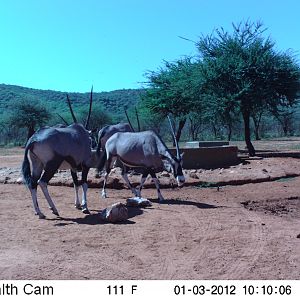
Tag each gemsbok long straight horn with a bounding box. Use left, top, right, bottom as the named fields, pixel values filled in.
left=124, top=109, right=135, bottom=132
left=66, top=94, right=77, bottom=123
left=167, top=115, right=180, bottom=160
left=57, top=113, right=69, bottom=126
left=135, top=106, right=141, bottom=132
left=85, top=86, right=93, bottom=130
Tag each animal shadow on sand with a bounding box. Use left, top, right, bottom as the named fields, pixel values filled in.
left=150, top=198, right=219, bottom=209
left=51, top=206, right=145, bottom=226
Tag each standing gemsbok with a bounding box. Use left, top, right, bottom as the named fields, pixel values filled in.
left=97, top=116, right=185, bottom=202
left=97, top=123, right=133, bottom=151
left=22, top=89, right=95, bottom=218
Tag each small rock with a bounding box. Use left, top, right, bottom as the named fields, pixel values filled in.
left=189, top=172, right=198, bottom=179
left=100, top=202, right=128, bottom=223
left=297, top=234, right=300, bottom=239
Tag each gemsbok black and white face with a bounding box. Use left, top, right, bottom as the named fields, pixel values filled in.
left=173, top=155, right=185, bottom=187
left=162, top=153, right=185, bottom=187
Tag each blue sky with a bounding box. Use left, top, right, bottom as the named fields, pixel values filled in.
left=0, top=0, right=299, bottom=92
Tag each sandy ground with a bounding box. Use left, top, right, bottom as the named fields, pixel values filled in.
left=0, top=151, right=300, bottom=280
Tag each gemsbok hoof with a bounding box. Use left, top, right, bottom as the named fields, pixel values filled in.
left=38, top=213, right=46, bottom=219
left=75, top=204, right=81, bottom=210
left=50, top=207, right=59, bottom=216
left=82, top=208, right=90, bottom=214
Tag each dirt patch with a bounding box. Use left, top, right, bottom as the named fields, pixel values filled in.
left=0, top=151, right=300, bottom=280
left=2, top=155, right=300, bottom=189
left=241, top=196, right=300, bottom=218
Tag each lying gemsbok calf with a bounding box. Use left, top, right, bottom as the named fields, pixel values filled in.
left=22, top=90, right=95, bottom=219
left=97, top=117, right=185, bottom=202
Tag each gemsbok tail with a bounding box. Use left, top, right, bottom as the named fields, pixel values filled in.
left=96, top=149, right=107, bottom=174
left=21, top=142, right=34, bottom=189
left=96, top=126, right=108, bottom=154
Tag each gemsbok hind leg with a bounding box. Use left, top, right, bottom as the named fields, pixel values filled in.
left=149, top=170, right=164, bottom=202
left=121, top=166, right=138, bottom=197
left=28, top=152, right=45, bottom=219
left=38, top=159, right=63, bottom=216
left=135, top=169, right=149, bottom=198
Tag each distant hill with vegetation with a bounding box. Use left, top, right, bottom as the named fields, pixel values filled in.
left=0, top=83, right=144, bottom=122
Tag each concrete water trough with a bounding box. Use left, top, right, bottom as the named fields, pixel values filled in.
left=88, top=142, right=239, bottom=171
left=170, top=141, right=239, bottom=169
left=185, top=141, right=229, bottom=148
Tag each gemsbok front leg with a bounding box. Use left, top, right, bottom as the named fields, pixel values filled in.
left=71, top=170, right=81, bottom=209
left=101, top=157, right=112, bottom=198
left=80, top=165, right=90, bottom=214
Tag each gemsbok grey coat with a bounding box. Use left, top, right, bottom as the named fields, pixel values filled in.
left=98, top=130, right=185, bottom=201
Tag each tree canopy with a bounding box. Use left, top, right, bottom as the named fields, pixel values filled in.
left=141, top=58, right=203, bottom=141
left=8, top=98, right=51, bottom=140
left=140, top=20, right=300, bottom=155
left=197, top=21, right=300, bottom=155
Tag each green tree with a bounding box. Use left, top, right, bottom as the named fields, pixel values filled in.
left=141, top=58, right=200, bottom=142
left=197, top=21, right=300, bottom=155
left=8, top=98, right=51, bottom=141
left=272, top=106, right=295, bottom=136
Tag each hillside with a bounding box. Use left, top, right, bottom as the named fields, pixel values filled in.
left=0, top=83, right=144, bottom=121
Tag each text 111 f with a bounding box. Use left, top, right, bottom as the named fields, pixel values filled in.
left=107, top=285, right=138, bottom=295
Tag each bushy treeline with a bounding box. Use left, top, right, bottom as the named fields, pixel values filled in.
left=0, top=84, right=144, bottom=146
left=139, top=21, right=300, bottom=155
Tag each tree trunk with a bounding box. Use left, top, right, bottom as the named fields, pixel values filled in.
left=212, top=124, right=218, bottom=139
left=242, top=110, right=256, bottom=156
left=252, top=113, right=262, bottom=140
left=282, top=121, right=288, bottom=136
left=188, top=117, right=195, bottom=141
left=227, top=124, right=232, bottom=141
left=254, top=127, right=261, bottom=140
